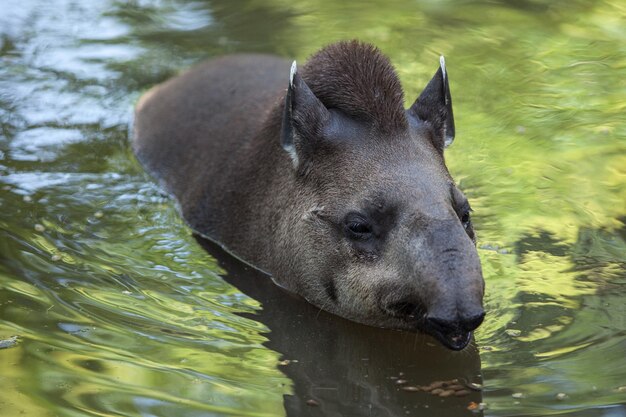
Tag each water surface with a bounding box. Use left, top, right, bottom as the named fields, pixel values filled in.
left=1, top=1, right=625, bottom=416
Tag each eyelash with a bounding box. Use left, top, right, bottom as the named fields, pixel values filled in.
left=344, top=214, right=374, bottom=240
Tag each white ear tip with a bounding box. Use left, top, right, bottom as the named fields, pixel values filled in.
left=439, top=55, right=447, bottom=79
left=290, top=60, right=297, bottom=86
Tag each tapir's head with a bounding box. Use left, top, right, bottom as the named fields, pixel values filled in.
left=276, top=41, right=484, bottom=350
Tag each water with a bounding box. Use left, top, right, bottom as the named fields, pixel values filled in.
left=1, top=0, right=625, bottom=416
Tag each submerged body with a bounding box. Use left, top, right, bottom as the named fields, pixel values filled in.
left=133, top=41, right=485, bottom=350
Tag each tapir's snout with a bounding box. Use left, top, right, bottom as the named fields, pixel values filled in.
left=383, top=295, right=484, bottom=351
left=381, top=274, right=484, bottom=350
left=382, top=218, right=485, bottom=350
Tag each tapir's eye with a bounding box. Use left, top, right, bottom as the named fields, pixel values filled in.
left=461, top=210, right=471, bottom=228
left=344, top=213, right=373, bottom=240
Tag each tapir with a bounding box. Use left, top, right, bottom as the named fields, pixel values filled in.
left=132, top=40, right=485, bottom=350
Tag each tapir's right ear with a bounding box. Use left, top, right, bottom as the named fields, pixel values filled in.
left=280, top=61, right=330, bottom=168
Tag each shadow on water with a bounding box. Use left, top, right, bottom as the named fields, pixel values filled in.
left=196, top=237, right=484, bottom=417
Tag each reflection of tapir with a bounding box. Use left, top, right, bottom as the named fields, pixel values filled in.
left=133, top=40, right=485, bottom=350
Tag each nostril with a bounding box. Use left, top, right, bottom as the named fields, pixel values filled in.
left=386, top=301, right=421, bottom=318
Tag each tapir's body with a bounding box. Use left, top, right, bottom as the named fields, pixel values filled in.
left=133, top=41, right=485, bottom=350
left=134, top=54, right=288, bottom=260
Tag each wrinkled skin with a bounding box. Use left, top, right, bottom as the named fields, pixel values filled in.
left=133, top=41, right=485, bottom=350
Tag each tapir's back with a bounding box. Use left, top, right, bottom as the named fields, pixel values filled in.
left=132, top=54, right=289, bottom=217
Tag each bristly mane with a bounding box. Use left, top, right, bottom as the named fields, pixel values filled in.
left=302, top=40, right=407, bottom=134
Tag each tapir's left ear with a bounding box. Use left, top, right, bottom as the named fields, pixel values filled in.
left=408, top=56, right=455, bottom=151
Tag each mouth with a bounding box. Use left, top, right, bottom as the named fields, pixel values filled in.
left=427, top=328, right=473, bottom=351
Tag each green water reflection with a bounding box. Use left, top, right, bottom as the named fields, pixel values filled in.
left=1, top=0, right=625, bottom=416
